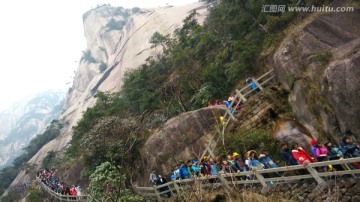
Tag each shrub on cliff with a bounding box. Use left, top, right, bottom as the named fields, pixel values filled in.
left=99, top=61, right=107, bottom=72
left=106, top=19, right=126, bottom=31
left=80, top=50, right=97, bottom=63
left=42, top=151, right=56, bottom=168
left=112, top=6, right=131, bottom=18
left=132, top=7, right=141, bottom=14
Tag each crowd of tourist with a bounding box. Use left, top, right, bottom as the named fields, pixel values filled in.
left=37, top=168, right=82, bottom=198
left=208, top=95, right=242, bottom=112
left=150, top=136, right=360, bottom=193
left=207, top=76, right=262, bottom=116
left=207, top=76, right=259, bottom=110
left=151, top=75, right=360, bottom=198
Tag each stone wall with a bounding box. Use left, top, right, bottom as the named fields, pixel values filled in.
left=229, top=91, right=275, bottom=133
left=267, top=176, right=360, bottom=202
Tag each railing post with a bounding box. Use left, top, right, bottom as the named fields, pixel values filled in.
left=173, top=180, right=180, bottom=196
left=205, top=144, right=216, bottom=159
left=235, top=89, right=247, bottom=103
left=251, top=78, right=264, bottom=91
left=225, top=109, right=236, bottom=121
left=153, top=185, right=162, bottom=201
left=303, top=161, right=327, bottom=194
left=303, top=162, right=325, bottom=185
left=254, top=171, right=269, bottom=194
left=218, top=174, right=232, bottom=191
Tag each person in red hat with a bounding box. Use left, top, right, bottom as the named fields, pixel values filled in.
left=310, top=139, right=318, bottom=158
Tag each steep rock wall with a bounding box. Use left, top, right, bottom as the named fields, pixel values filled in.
left=138, top=106, right=224, bottom=186
left=273, top=9, right=360, bottom=142
left=10, top=2, right=207, bottom=187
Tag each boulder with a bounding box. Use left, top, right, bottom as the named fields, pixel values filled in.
left=138, top=106, right=225, bottom=186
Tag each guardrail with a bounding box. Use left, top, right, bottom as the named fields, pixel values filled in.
left=223, top=69, right=275, bottom=123
left=201, top=69, right=275, bottom=161
left=36, top=177, right=91, bottom=202
left=135, top=157, right=360, bottom=201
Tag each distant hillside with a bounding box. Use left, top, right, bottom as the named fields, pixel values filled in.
left=0, top=90, right=64, bottom=169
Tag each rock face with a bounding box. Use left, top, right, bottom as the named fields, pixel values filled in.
left=322, top=52, right=360, bottom=140
left=9, top=2, right=207, bottom=186
left=273, top=10, right=360, bottom=141
left=60, top=2, right=207, bottom=153
left=139, top=106, right=224, bottom=186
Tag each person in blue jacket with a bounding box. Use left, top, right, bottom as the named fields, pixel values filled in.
left=179, top=162, right=190, bottom=179
left=246, top=77, right=258, bottom=91
left=258, top=148, right=278, bottom=169
left=244, top=150, right=264, bottom=170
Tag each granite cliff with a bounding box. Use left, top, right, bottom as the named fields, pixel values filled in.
left=9, top=2, right=207, bottom=187
left=272, top=9, right=360, bottom=142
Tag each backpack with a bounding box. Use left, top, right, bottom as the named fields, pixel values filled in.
left=170, top=172, right=176, bottom=181
left=191, top=165, right=199, bottom=172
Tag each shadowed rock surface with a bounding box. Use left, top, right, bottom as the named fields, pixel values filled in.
left=273, top=10, right=360, bottom=141
left=138, top=106, right=225, bottom=186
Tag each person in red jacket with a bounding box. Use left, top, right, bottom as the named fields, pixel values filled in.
left=69, top=185, right=77, bottom=196
left=291, top=143, right=316, bottom=165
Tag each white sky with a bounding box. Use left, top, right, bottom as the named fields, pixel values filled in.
left=0, top=0, right=198, bottom=110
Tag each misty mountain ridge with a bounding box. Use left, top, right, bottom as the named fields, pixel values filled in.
left=0, top=89, right=65, bottom=168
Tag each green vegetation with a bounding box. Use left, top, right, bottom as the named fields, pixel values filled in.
left=132, top=7, right=141, bottom=14
left=112, top=7, right=130, bottom=18
left=310, top=50, right=333, bottom=66
left=0, top=120, right=63, bottom=196
left=149, top=31, right=171, bottom=50
left=284, top=73, right=296, bottom=89
left=27, top=187, right=43, bottom=202
left=89, top=162, right=142, bottom=202
left=64, top=0, right=306, bottom=199
left=1, top=189, right=28, bottom=202
left=99, top=61, right=107, bottom=72
left=106, top=19, right=126, bottom=31
left=41, top=151, right=56, bottom=168
left=80, top=50, right=97, bottom=63
left=301, top=49, right=334, bottom=136
left=224, top=128, right=281, bottom=161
